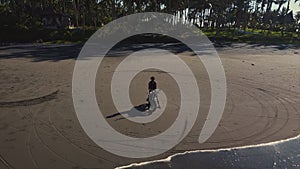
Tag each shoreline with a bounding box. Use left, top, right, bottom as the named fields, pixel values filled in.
left=117, top=133, right=300, bottom=169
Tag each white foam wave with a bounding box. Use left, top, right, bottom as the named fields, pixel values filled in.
left=116, top=134, right=300, bottom=169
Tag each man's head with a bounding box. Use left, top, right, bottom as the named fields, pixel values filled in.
left=150, top=76, right=155, bottom=81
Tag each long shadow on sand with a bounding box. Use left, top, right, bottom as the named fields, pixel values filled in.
left=106, top=103, right=155, bottom=121
left=1, top=42, right=299, bottom=62
left=0, top=43, right=196, bottom=62
left=0, top=44, right=83, bottom=62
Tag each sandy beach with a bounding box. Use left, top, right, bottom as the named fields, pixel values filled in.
left=0, top=43, right=299, bottom=169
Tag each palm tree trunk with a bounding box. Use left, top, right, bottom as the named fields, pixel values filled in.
left=73, top=0, right=79, bottom=27
left=111, top=0, right=116, bottom=20
left=287, top=0, right=291, bottom=13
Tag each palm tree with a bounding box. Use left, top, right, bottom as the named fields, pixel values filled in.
left=275, top=0, right=288, bottom=13
left=295, top=11, right=300, bottom=37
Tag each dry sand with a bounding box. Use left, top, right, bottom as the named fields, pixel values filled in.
left=0, top=43, right=299, bottom=169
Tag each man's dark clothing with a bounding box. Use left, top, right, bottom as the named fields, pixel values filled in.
left=148, top=80, right=157, bottom=93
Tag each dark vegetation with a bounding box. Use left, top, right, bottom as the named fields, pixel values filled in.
left=0, top=0, right=300, bottom=44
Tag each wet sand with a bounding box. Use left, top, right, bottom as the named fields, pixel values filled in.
left=117, top=135, right=300, bottom=169
left=0, top=43, right=299, bottom=169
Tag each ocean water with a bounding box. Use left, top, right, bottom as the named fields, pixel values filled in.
left=117, top=135, right=300, bottom=169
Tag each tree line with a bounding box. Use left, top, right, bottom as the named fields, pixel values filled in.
left=1, top=0, right=300, bottom=41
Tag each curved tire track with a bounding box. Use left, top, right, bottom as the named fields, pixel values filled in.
left=0, top=90, right=59, bottom=108
left=217, top=80, right=300, bottom=144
